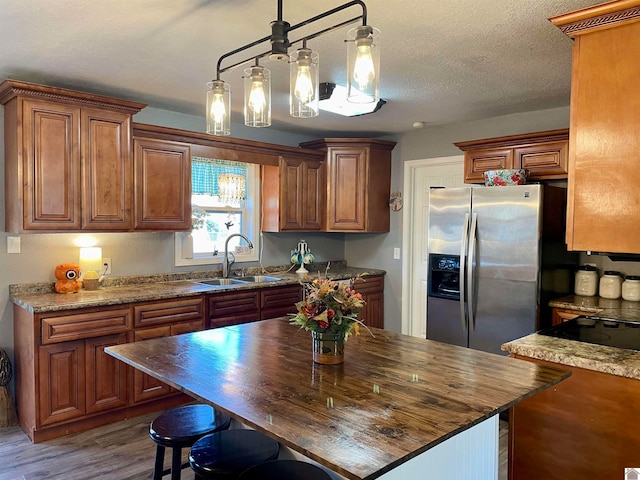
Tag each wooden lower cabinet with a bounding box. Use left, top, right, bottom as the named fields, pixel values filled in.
left=85, top=333, right=129, bottom=414
left=14, top=298, right=204, bottom=443
left=510, top=355, right=640, bottom=480
left=208, top=290, right=260, bottom=328
left=354, top=275, right=385, bottom=329
left=551, top=307, right=583, bottom=326
left=38, top=340, right=85, bottom=426
left=260, top=285, right=303, bottom=320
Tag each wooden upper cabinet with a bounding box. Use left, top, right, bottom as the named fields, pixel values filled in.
left=81, top=108, right=132, bottom=230
left=261, top=154, right=325, bottom=232
left=0, top=80, right=145, bottom=233
left=550, top=1, right=640, bottom=254
left=454, top=129, right=569, bottom=184
left=13, top=98, right=82, bottom=231
left=300, top=138, right=396, bottom=232
left=133, top=137, right=191, bottom=231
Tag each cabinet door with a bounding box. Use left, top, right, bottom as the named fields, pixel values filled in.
left=82, top=108, right=132, bottom=230
left=38, top=341, right=85, bottom=426
left=301, top=160, right=325, bottom=230
left=261, top=157, right=325, bottom=232
left=354, top=275, right=385, bottom=329
left=22, top=99, right=81, bottom=230
left=86, top=333, right=129, bottom=414
left=463, top=148, right=514, bottom=184
left=515, top=140, right=568, bottom=180
left=132, top=326, right=172, bottom=403
left=133, top=138, right=191, bottom=231
left=566, top=21, right=640, bottom=253
left=327, top=147, right=367, bottom=231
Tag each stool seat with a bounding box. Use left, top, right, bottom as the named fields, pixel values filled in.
left=189, top=429, right=280, bottom=479
left=238, top=459, right=331, bottom=480
left=150, top=404, right=231, bottom=480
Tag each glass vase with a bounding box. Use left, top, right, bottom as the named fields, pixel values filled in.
left=312, top=331, right=345, bottom=365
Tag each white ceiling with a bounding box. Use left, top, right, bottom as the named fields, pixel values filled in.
left=0, top=0, right=600, bottom=137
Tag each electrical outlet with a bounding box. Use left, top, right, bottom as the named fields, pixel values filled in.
left=393, top=247, right=401, bottom=260
left=103, top=258, right=112, bottom=275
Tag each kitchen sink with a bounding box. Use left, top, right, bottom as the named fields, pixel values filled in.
left=235, top=275, right=281, bottom=283
left=198, top=278, right=248, bottom=286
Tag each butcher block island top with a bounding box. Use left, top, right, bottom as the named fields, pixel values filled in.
left=106, top=318, right=569, bottom=480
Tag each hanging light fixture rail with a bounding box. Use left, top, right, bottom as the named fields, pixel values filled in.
left=206, top=0, right=380, bottom=136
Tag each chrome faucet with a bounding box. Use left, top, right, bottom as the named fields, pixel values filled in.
left=223, top=233, right=253, bottom=277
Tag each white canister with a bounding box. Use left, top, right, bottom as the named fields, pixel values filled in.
left=574, top=265, right=598, bottom=297
left=622, top=275, right=640, bottom=301
left=599, top=270, right=622, bottom=299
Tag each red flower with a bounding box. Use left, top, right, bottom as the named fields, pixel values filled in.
left=327, top=309, right=335, bottom=319
left=317, top=320, right=329, bottom=329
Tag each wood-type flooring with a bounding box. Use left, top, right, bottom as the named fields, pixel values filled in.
left=0, top=412, right=508, bottom=479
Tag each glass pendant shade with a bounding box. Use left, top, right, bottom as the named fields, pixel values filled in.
left=206, top=80, right=231, bottom=136
left=290, top=47, right=319, bottom=118
left=346, top=25, right=380, bottom=104
left=244, top=65, right=271, bottom=127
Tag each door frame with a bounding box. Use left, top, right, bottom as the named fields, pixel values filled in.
left=401, top=155, right=464, bottom=336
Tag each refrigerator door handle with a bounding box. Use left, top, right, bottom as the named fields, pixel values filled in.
left=459, top=213, right=470, bottom=333
left=467, top=212, right=478, bottom=332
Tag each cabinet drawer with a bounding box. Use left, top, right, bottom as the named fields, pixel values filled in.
left=260, top=285, right=302, bottom=309
left=134, top=297, right=205, bottom=328
left=353, top=275, right=384, bottom=294
left=208, top=291, right=260, bottom=320
left=41, top=307, right=131, bottom=345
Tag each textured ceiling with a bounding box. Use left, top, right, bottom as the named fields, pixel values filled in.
left=0, top=0, right=600, bottom=137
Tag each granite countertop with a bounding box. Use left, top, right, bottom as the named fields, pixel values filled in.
left=10, top=262, right=385, bottom=314
left=549, top=294, right=640, bottom=322
left=502, top=333, right=640, bottom=381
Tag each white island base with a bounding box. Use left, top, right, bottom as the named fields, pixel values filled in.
left=278, top=415, right=499, bottom=480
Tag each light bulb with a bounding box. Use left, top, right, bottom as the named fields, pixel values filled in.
left=248, top=67, right=267, bottom=115
left=353, top=38, right=375, bottom=90
left=210, top=92, right=226, bottom=127
left=294, top=65, right=314, bottom=104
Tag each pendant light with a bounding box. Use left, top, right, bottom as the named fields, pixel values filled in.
left=290, top=43, right=319, bottom=118
left=207, top=0, right=380, bottom=136
left=346, top=25, right=380, bottom=104
left=206, top=80, right=231, bottom=136
left=244, top=61, right=271, bottom=127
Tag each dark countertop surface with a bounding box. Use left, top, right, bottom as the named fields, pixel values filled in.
left=107, top=317, right=569, bottom=480
left=502, top=295, right=640, bottom=379
left=11, top=263, right=385, bottom=314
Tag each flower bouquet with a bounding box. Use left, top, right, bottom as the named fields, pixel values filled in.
left=290, top=275, right=370, bottom=364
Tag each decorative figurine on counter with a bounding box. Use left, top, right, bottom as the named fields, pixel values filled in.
left=290, top=239, right=314, bottom=274
left=54, top=263, right=82, bottom=294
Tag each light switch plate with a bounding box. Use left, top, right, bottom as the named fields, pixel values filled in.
left=393, top=247, right=401, bottom=259
left=7, top=236, right=20, bottom=254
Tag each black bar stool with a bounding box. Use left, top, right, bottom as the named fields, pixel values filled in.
left=149, top=404, right=231, bottom=480
left=189, top=429, right=280, bottom=479
left=238, top=459, right=332, bottom=480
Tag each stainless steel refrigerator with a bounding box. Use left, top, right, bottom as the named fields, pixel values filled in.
left=427, top=184, right=561, bottom=355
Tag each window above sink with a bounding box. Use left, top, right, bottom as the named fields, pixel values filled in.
left=175, top=157, right=260, bottom=267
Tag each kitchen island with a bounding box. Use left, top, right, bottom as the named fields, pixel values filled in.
left=106, top=317, right=569, bottom=480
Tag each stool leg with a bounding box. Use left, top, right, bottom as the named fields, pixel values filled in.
left=171, top=447, right=182, bottom=480
left=153, top=445, right=165, bottom=480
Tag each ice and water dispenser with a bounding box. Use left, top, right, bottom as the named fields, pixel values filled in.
left=428, top=254, right=461, bottom=300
